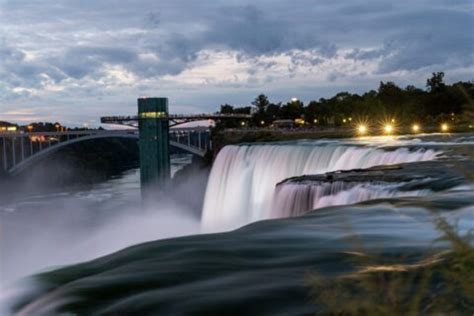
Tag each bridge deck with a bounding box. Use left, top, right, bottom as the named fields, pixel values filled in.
left=101, top=113, right=251, bottom=126
left=1, top=128, right=210, bottom=174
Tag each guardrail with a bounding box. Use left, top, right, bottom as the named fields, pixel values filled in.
left=100, top=113, right=252, bottom=124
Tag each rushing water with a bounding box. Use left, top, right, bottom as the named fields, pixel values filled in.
left=270, top=181, right=429, bottom=218
left=202, top=141, right=439, bottom=231
left=2, top=134, right=474, bottom=315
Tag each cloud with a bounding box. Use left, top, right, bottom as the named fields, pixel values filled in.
left=376, top=9, right=474, bottom=73
left=0, top=0, right=473, bottom=124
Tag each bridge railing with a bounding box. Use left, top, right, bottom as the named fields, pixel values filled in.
left=100, top=113, right=252, bottom=125
left=0, top=130, right=138, bottom=138
left=1, top=128, right=211, bottom=174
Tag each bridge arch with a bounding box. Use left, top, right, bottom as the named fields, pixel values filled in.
left=9, top=132, right=205, bottom=175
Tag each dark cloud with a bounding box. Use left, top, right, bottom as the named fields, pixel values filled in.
left=54, top=46, right=138, bottom=79
left=377, top=9, right=474, bottom=73
left=3, top=1, right=472, bottom=80
left=0, top=42, right=66, bottom=89
left=1, top=0, right=473, bottom=123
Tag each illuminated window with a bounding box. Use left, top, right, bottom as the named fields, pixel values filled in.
left=139, top=112, right=167, bottom=119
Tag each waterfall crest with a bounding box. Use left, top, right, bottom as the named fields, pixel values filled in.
left=270, top=181, right=428, bottom=219
left=202, top=143, right=439, bottom=231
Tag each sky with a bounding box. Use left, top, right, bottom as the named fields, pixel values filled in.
left=0, top=0, right=473, bottom=126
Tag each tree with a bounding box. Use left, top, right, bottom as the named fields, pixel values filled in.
left=215, top=74, right=472, bottom=129
left=279, top=99, right=304, bottom=120
left=220, top=104, right=234, bottom=114
left=252, top=94, right=270, bottom=113
left=427, top=72, right=446, bottom=93
left=265, top=103, right=281, bottom=120
left=378, top=82, right=403, bottom=105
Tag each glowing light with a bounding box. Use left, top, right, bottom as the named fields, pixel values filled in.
left=412, top=124, right=420, bottom=132
left=260, top=120, right=265, bottom=125
left=342, top=118, right=347, bottom=123
left=357, top=124, right=367, bottom=135
left=441, top=123, right=449, bottom=132
left=241, top=121, right=246, bottom=126
left=7, top=126, right=17, bottom=132
left=291, top=97, right=299, bottom=102
left=384, top=124, right=394, bottom=134
left=313, top=119, right=318, bottom=123
left=30, top=135, right=46, bottom=142
left=294, top=118, right=305, bottom=125
left=139, top=112, right=167, bottom=119
left=348, top=117, right=352, bottom=121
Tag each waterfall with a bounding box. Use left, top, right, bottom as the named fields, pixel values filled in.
left=201, top=143, right=439, bottom=231
left=270, top=181, right=428, bottom=219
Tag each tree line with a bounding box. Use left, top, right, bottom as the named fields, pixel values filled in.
left=218, top=72, right=474, bottom=128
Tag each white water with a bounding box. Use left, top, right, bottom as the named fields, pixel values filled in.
left=202, top=143, right=439, bottom=231
left=270, top=181, right=429, bottom=218
left=0, top=155, right=200, bottom=286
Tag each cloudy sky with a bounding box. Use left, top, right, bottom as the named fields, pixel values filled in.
left=1, top=0, right=473, bottom=126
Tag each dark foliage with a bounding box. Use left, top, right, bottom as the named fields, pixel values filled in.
left=217, top=73, right=474, bottom=128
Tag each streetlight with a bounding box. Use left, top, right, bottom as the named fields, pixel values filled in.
left=384, top=124, right=394, bottom=134
left=412, top=124, right=420, bottom=133
left=357, top=124, right=368, bottom=135
left=441, top=123, right=449, bottom=132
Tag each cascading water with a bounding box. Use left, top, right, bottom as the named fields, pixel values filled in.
left=202, top=143, right=440, bottom=231
left=270, top=181, right=429, bottom=219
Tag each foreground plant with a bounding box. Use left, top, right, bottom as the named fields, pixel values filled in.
left=309, top=217, right=474, bottom=315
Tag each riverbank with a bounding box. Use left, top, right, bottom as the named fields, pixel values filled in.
left=210, top=126, right=474, bottom=157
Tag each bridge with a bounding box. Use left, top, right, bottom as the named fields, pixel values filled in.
left=0, top=127, right=210, bottom=175
left=1, top=97, right=251, bottom=194
left=101, top=113, right=251, bottom=127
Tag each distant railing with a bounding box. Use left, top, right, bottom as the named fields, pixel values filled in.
left=100, top=113, right=252, bottom=126
left=1, top=128, right=211, bottom=174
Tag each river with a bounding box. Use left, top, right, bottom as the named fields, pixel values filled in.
left=0, top=155, right=198, bottom=285
left=2, top=134, right=474, bottom=315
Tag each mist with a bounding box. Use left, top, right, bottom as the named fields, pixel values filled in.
left=0, top=155, right=209, bottom=288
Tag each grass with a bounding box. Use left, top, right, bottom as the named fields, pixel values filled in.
left=309, top=215, right=474, bottom=315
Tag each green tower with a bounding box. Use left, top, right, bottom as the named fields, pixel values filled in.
left=137, top=97, right=171, bottom=195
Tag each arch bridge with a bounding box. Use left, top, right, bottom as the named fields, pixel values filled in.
left=2, top=97, right=252, bottom=192
left=0, top=127, right=210, bottom=175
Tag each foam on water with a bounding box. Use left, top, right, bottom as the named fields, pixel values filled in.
left=202, top=143, right=439, bottom=231
left=270, top=181, right=429, bottom=218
